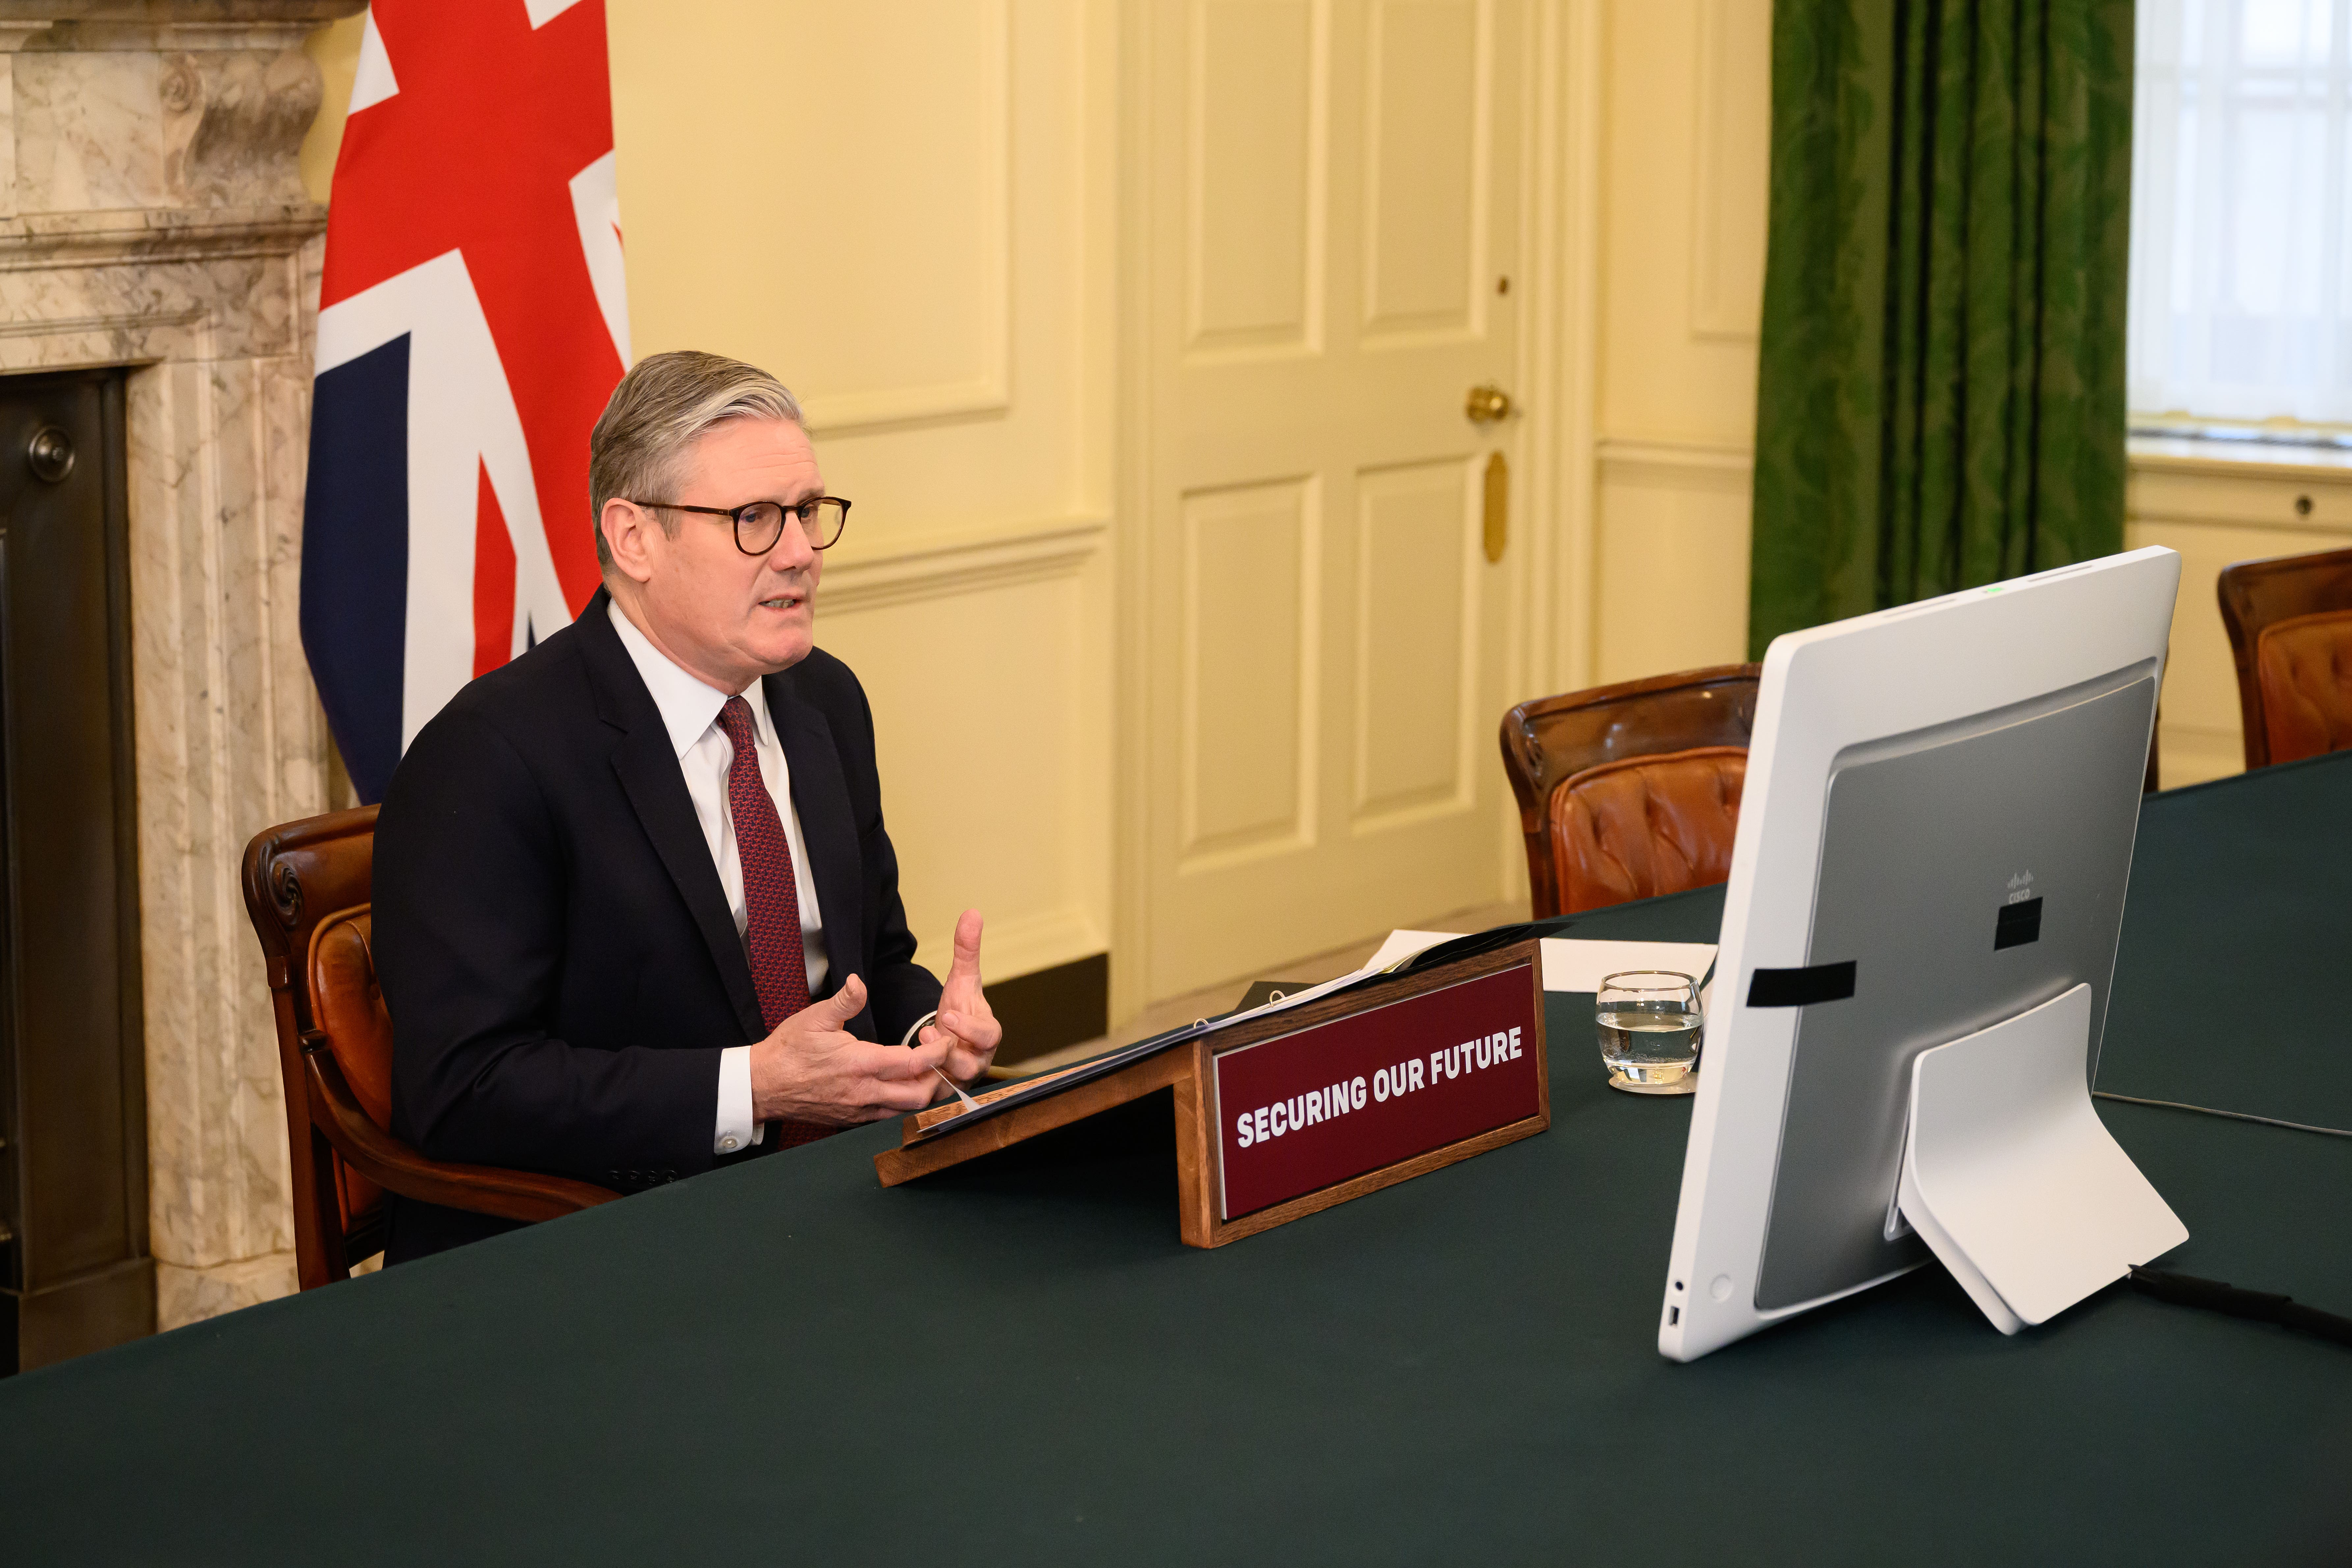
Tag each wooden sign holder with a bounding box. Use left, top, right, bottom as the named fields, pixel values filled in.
left=875, top=941, right=1549, bottom=1248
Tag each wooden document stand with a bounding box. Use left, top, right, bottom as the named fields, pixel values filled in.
left=876, top=942, right=1550, bottom=1247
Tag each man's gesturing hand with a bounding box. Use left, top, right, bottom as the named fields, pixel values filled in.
left=922, top=908, right=1003, bottom=1093
left=747, top=974, right=950, bottom=1126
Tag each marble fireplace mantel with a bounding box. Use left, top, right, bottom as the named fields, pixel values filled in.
left=2, top=0, right=365, bottom=1326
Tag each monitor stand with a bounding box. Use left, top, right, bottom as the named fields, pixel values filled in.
left=1894, top=983, right=2188, bottom=1334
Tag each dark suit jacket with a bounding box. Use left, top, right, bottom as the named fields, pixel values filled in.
left=373, top=586, right=941, bottom=1263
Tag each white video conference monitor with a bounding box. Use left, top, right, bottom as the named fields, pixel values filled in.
left=1660, top=547, right=2190, bottom=1362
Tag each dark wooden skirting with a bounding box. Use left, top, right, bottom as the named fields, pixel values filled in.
left=988, top=951, right=1109, bottom=1065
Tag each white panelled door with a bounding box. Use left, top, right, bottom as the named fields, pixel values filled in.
left=1143, top=0, right=1529, bottom=1001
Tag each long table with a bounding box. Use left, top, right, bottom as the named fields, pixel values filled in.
left=5, top=754, right=2349, bottom=1564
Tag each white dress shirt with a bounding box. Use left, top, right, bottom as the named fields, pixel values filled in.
left=608, top=601, right=828, bottom=1155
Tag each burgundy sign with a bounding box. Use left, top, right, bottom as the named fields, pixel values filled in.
left=1214, top=963, right=1542, bottom=1220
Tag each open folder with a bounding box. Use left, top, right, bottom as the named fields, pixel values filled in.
left=912, top=924, right=1717, bottom=1144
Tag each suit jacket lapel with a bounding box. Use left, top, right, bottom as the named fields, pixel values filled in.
left=579, top=589, right=767, bottom=1041
left=764, top=671, right=865, bottom=1014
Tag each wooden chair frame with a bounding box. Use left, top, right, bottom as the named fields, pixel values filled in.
left=241, top=806, right=616, bottom=1289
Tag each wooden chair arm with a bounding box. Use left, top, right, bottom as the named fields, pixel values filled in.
left=302, top=1048, right=620, bottom=1224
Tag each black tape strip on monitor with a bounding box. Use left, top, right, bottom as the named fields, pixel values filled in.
left=1744, top=960, right=1857, bottom=1008
left=1994, top=896, right=2044, bottom=950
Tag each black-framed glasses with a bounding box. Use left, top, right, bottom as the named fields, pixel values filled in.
left=626, top=495, right=850, bottom=555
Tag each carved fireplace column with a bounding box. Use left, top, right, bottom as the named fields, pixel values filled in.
left=0, top=1, right=364, bottom=1328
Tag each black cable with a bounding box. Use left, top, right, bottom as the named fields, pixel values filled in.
left=2091, top=1096, right=2352, bottom=1348
left=2092, top=1089, right=2352, bottom=1139
left=2127, top=1265, right=2352, bottom=1349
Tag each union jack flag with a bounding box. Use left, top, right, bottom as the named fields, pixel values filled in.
left=302, top=0, right=629, bottom=801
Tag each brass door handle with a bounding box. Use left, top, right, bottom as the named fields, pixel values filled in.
left=1465, top=384, right=1514, bottom=424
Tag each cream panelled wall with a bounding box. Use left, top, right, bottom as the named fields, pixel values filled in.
left=1585, top=0, right=1769, bottom=683
left=300, top=0, right=1771, bottom=1012
left=290, top=0, right=2307, bottom=1029
left=301, top=4, right=1114, bottom=990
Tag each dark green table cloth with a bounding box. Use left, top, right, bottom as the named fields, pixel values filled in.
left=4, top=755, right=2348, bottom=1564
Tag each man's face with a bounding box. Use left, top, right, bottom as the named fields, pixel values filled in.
left=629, top=417, right=824, bottom=692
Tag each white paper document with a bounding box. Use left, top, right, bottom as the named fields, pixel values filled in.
left=1366, top=930, right=1717, bottom=994
left=1538, top=938, right=1717, bottom=993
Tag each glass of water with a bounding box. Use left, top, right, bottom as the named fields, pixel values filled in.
left=1596, top=970, right=1703, bottom=1095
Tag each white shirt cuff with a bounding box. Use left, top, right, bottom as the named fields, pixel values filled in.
left=714, top=1045, right=764, bottom=1154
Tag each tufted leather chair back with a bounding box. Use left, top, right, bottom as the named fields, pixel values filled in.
left=1549, top=747, right=1746, bottom=913
left=2219, top=545, right=2352, bottom=770
left=309, top=908, right=394, bottom=1235
left=2254, top=610, right=2352, bottom=765
left=1500, top=666, right=1759, bottom=917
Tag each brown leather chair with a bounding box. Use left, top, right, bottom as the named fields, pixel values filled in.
left=1499, top=664, right=1760, bottom=917
left=241, top=806, right=616, bottom=1289
left=2217, top=545, right=2352, bottom=770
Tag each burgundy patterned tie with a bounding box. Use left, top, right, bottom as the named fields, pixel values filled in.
left=716, top=696, right=829, bottom=1148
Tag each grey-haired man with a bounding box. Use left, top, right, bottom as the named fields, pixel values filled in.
left=372, top=350, right=999, bottom=1264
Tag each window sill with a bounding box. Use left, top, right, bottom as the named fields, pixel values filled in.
left=2127, top=433, right=2352, bottom=481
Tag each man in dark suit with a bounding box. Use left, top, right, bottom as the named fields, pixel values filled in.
left=373, top=350, right=1000, bottom=1263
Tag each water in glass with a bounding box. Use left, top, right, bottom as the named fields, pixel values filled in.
left=1595, top=970, right=1703, bottom=1090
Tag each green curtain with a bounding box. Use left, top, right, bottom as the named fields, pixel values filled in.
left=1747, top=0, right=2136, bottom=657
